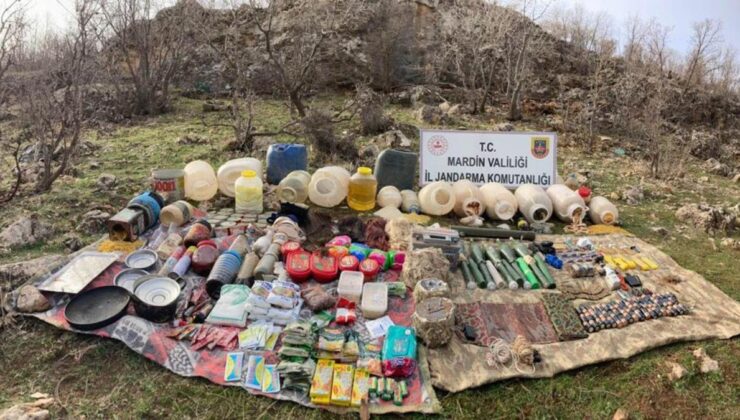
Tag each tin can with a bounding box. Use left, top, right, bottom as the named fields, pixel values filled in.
left=152, top=169, right=185, bottom=203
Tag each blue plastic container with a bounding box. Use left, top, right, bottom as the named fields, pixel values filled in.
left=266, top=144, right=308, bottom=185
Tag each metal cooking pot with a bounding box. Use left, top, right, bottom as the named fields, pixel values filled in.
left=132, top=275, right=183, bottom=323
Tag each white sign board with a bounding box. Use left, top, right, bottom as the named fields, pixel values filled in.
left=419, top=129, right=557, bottom=188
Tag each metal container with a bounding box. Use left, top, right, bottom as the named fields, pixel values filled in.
left=132, top=275, right=182, bottom=323
left=152, top=169, right=185, bottom=203
left=114, top=268, right=149, bottom=293
left=125, top=249, right=159, bottom=271
left=107, top=207, right=147, bottom=241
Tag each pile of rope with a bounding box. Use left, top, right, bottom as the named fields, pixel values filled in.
left=485, top=335, right=536, bottom=374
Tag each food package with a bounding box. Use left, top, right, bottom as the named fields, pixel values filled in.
left=310, top=359, right=335, bottom=405
left=330, top=363, right=355, bottom=406
left=350, top=368, right=370, bottom=407
left=266, top=280, right=300, bottom=309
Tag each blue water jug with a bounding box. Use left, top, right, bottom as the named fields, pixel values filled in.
left=266, top=144, right=308, bottom=185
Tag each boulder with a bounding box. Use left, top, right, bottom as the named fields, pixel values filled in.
left=15, top=285, right=51, bottom=313
left=675, top=203, right=737, bottom=234
left=177, top=134, right=208, bottom=145
left=622, top=186, right=644, bottom=205
left=96, top=173, right=117, bottom=190
left=414, top=105, right=449, bottom=124
left=692, top=348, right=720, bottom=374
left=0, top=215, right=53, bottom=250
left=63, top=234, right=84, bottom=252
left=358, top=144, right=380, bottom=166
left=493, top=122, right=515, bottom=132
left=665, top=361, right=687, bottom=381
left=370, top=130, right=412, bottom=149
left=409, top=85, right=444, bottom=107
left=76, top=210, right=111, bottom=235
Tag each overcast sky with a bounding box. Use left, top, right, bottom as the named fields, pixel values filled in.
left=25, top=0, right=740, bottom=54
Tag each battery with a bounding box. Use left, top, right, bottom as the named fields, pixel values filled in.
left=369, top=376, right=378, bottom=397
left=399, top=380, right=408, bottom=397
left=393, top=382, right=403, bottom=406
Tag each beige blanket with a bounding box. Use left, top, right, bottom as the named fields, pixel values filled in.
left=427, top=234, right=740, bottom=392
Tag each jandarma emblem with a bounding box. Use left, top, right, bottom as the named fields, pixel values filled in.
left=530, top=136, right=549, bottom=159
left=427, top=135, right=448, bottom=156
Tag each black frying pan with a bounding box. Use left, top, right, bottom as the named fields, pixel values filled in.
left=64, top=286, right=131, bottom=331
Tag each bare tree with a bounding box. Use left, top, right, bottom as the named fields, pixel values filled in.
left=194, top=1, right=296, bottom=151
left=97, top=0, right=194, bottom=115
left=504, top=0, right=551, bottom=121
left=435, top=0, right=511, bottom=114
left=644, top=20, right=672, bottom=75
left=253, top=0, right=358, bottom=118
left=22, top=0, right=95, bottom=192
left=684, top=19, right=723, bottom=87
left=622, top=13, right=646, bottom=66
left=0, top=0, right=26, bottom=204
left=365, top=0, right=418, bottom=92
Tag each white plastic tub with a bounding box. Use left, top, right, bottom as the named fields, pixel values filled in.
left=337, top=271, right=364, bottom=303
left=361, top=282, right=388, bottom=319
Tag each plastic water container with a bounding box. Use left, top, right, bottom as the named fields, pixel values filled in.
left=361, top=282, right=388, bottom=319
left=452, top=180, right=486, bottom=217
left=337, top=271, right=364, bottom=303
left=400, top=190, right=421, bottom=213
left=479, top=183, right=518, bottom=221
left=546, top=184, right=587, bottom=223
left=514, top=184, right=553, bottom=224
left=377, top=185, right=402, bottom=208
left=184, top=160, right=218, bottom=201
left=589, top=196, right=619, bottom=225
left=277, top=170, right=311, bottom=203
left=217, top=158, right=262, bottom=197
left=235, top=170, right=263, bottom=213
left=374, top=149, right=417, bottom=190
left=308, top=166, right=351, bottom=208
left=419, top=182, right=455, bottom=216
left=348, top=167, right=378, bottom=211
left=266, top=144, right=308, bottom=185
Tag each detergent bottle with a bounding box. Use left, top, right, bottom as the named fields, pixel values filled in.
left=234, top=170, right=263, bottom=213
left=546, top=184, right=587, bottom=223
left=479, top=183, right=518, bottom=221
left=514, top=184, right=553, bottom=224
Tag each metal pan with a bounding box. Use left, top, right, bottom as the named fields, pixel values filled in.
left=64, top=286, right=131, bottom=331
left=132, top=275, right=183, bottom=323
left=114, top=268, right=149, bottom=293
left=125, top=249, right=158, bottom=271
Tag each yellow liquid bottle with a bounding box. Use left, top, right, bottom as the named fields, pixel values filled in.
left=347, top=167, right=377, bottom=211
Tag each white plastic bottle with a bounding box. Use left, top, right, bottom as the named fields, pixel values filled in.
left=479, top=183, right=518, bottom=220
left=277, top=170, right=311, bottom=203
left=418, top=182, right=455, bottom=216
left=546, top=184, right=587, bottom=223
left=589, top=196, right=619, bottom=225
left=400, top=190, right=421, bottom=213
left=308, top=166, right=351, bottom=208
left=235, top=170, right=263, bottom=213
left=377, top=185, right=402, bottom=208
left=514, top=184, right=553, bottom=224
left=452, top=180, right=486, bottom=217
left=217, top=158, right=262, bottom=197
left=183, top=160, right=218, bottom=201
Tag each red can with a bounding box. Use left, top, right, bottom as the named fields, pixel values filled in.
left=281, top=241, right=303, bottom=257
left=338, top=255, right=359, bottom=272
left=285, top=250, right=311, bottom=283
left=359, top=259, right=380, bottom=282
left=191, top=240, right=218, bottom=276
left=310, top=251, right=339, bottom=283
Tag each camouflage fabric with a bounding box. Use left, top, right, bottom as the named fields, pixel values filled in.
left=428, top=234, right=740, bottom=393
left=454, top=301, right=558, bottom=346
left=539, top=292, right=588, bottom=341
